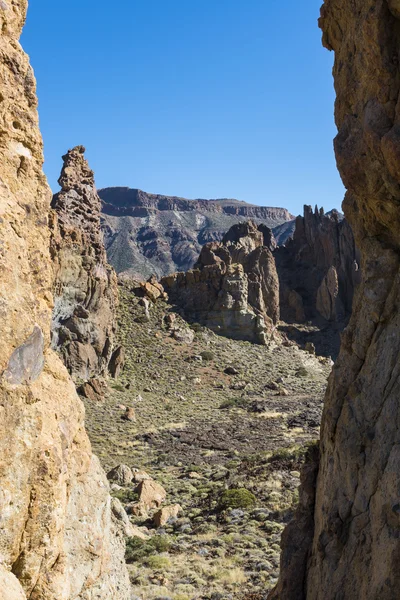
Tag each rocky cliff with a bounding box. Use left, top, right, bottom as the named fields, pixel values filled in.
left=50, top=146, right=120, bottom=382
left=162, top=221, right=279, bottom=344
left=99, top=186, right=293, bottom=279
left=275, top=205, right=360, bottom=323
left=271, top=2, right=400, bottom=598
left=0, top=3, right=129, bottom=598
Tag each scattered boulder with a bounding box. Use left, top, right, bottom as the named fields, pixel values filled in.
left=171, top=327, right=195, bottom=344
left=123, top=407, right=136, bottom=422
left=109, top=345, right=125, bottom=378
left=133, top=470, right=152, bottom=483
left=153, top=504, right=183, bottom=528
left=140, top=276, right=168, bottom=302
left=111, top=497, right=148, bottom=539
left=136, top=479, right=167, bottom=509
left=78, top=378, right=107, bottom=402
left=224, top=366, right=240, bottom=375
left=107, top=464, right=134, bottom=486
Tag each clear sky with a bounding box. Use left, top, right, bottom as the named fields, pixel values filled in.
left=21, top=0, right=345, bottom=215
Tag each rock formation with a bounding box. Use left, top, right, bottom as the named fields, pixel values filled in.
left=50, top=146, right=119, bottom=382
left=162, top=221, right=279, bottom=344
left=270, top=2, right=400, bottom=598
left=275, top=205, right=360, bottom=322
left=99, top=186, right=293, bottom=279
left=0, top=3, right=129, bottom=598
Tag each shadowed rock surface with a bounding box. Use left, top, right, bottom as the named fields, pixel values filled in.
left=275, top=205, right=360, bottom=323
left=99, top=186, right=293, bottom=279
left=270, top=2, right=400, bottom=599
left=0, top=3, right=129, bottom=598
left=162, top=221, right=279, bottom=344
left=50, top=146, right=119, bottom=382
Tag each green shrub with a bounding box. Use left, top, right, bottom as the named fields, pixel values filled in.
left=217, top=488, right=257, bottom=511
left=125, top=535, right=171, bottom=563
left=200, top=351, right=215, bottom=361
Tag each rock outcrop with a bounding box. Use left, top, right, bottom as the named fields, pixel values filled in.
left=0, top=3, right=129, bottom=598
left=99, top=186, right=293, bottom=279
left=271, top=2, right=400, bottom=599
left=275, top=205, right=360, bottom=322
left=162, top=221, right=279, bottom=344
left=50, top=146, right=119, bottom=382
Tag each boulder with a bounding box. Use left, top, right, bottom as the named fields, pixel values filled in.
left=136, top=479, right=167, bottom=509
left=153, top=505, right=183, bottom=528
left=109, top=345, right=125, bottom=378
left=107, top=465, right=134, bottom=486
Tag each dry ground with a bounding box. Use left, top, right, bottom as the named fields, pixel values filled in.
left=82, top=281, right=332, bottom=600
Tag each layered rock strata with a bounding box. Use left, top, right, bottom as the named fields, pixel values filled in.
left=50, top=146, right=119, bottom=382
left=275, top=205, right=360, bottom=322
left=100, top=186, right=293, bottom=279
left=162, top=221, right=279, bottom=344
left=0, top=3, right=129, bottom=598
left=271, top=1, right=400, bottom=598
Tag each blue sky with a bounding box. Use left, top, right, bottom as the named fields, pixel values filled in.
left=21, top=1, right=344, bottom=215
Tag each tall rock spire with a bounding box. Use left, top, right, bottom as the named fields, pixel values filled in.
left=50, top=145, right=120, bottom=382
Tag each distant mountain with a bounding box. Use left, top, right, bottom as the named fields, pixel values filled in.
left=100, top=187, right=294, bottom=279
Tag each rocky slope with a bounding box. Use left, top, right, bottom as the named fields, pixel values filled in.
left=99, top=186, right=293, bottom=279
left=161, top=221, right=280, bottom=344
left=271, top=2, right=400, bottom=599
left=50, top=146, right=120, bottom=382
left=82, top=279, right=331, bottom=599
left=275, top=205, right=360, bottom=323
left=0, top=3, right=129, bottom=598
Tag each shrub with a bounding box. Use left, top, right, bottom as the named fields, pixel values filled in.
left=125, top=534, right=171, bottom=563
left=200, top=351, right=214, bottom=361
left=217, top=488, right=257, bottom=511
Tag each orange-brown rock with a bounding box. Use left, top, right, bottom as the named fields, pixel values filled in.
left=162, top=221, right=279, bottom=344
left=0, top=3, right=129, bottom=598
left=50, top=146, right=119, bottom=382
left=271, top=2, right=400, bottom=599
left=153, top=504, right=183, bottom=528
left=136, top=479, right=167, bottom=509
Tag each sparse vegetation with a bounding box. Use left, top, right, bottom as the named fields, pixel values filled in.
left=82, top=282, right=331, bottom=598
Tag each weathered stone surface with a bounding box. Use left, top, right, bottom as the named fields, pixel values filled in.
left=136, top=479, right=167, bottom=509
left=162, top=221, right=279, bottom=344
left=271, top=2, right=400, bottom=599
left=50, top=146, right=119, bottom=382
left=100, top=186, right=293, bottom=279
left=107, top=464, right=134, bottom=486
left=3, top=325, right=44, bottom=384
left=153, top=504, right=183, bottom=528
left=275, top=205, right=360, bottom=323
left=109, top=345, right=125, bottom=378
left=0, top=4, right=129, bottom=598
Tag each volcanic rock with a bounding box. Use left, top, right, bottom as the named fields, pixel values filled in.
left=50, top=146, right=119, bottom=381
left=0, top=4, right=129, bottom=598
left=275, top=205, right=360, bottom=323
left=271, top=2, right=400, bottom=599
left=162, top=221, right=279, bottom=344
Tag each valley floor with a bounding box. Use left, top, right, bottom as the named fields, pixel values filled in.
left=83, top=282, right=331, bottom=600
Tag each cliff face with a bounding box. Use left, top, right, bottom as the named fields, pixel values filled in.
left=0, top=3, right=129, bottom=598
left=162, top=221, right=279, bottom=344
left=99, top=186, right=293, bottom=279
left=271, top=2, right=400, bottom=599
left=50, top=146, right=119, bottom=382
left=275, top=205, right=360, bottom=322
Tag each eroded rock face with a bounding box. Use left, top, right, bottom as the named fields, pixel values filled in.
left=162, top=221, right=279, bottom=344
left=271, top=2, right=400, bottom=598
left=275, top=205, right=360, bottom=322
left=0, top=3, right=129, bottom=598
left=50, top=146, right=119, bottom=382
